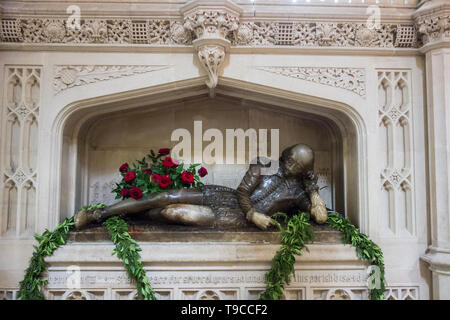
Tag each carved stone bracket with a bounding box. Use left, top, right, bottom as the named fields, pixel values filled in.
left=181, top=0, right=242, bottom=88
left=195, top=41, right=227, bottom=89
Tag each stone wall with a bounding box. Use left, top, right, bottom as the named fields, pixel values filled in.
left=1, top=0, right=449, bottom=299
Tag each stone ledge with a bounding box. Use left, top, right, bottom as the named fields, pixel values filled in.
left=68, top=223, right=344, bottom=244
left=47, top=239, right=360, bottom=266
left=46, top=226, right=358, bottom=267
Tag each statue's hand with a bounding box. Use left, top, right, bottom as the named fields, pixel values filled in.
left=303, top=171, right=319, bottom=194
left=248, top=210, right=274, bottom=230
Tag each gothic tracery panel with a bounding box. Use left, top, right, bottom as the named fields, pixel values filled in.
left=1, top=66, right=41, bottom=237
left=312, top=288, right=368, bottom=300
left=377, top=70, right=415, bottom=237
left=0, top=289, right=18, bottom=300
left=384, top=286, right=419, bottom=300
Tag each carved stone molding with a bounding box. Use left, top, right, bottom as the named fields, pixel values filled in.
left=255, top=66, right=366, bottom=97
left=170, top=21, right=192, bottom=44
left=0, top=17, right=415, bottom=49
left=53, top=65, right=170, bottom=94
left=183, top=9, right=239, bottom=40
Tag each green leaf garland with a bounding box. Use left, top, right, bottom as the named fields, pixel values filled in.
left=326, top=211, right=386, bottom=300
left=259, top=212, right=314, bottom=300
left=18, top=210, right=157, bottom=300
left=18, top=217, right=75, bottom=300
left=259, top=211, right=386, bottom=300
left=103, top=216, right=157, bottom=300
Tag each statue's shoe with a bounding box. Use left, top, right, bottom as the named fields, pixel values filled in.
left=74, top=209, right=101, bottom=229
left=310, top=192, right=328, bottom=224
left=311, top=205, right=328, bottom=224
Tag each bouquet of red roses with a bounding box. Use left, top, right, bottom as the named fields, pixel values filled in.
left=112, top=148, right=208, bottom=200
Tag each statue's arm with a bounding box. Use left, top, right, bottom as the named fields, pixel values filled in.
left=303, top=170, right=319, bottom=194
left=236, top=163, right=263, bottom=221
left=302, top=170, right=328, bottom=224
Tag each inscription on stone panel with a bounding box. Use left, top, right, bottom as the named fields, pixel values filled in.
left=292, top=270, right=367, bottom=285
left=89, top=179, right=120, bottom=205
left=47, top=269, right=368, bottom=289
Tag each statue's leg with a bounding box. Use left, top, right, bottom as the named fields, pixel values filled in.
left=74, top=189, right=204, bottom=229
left=157, top=204, right=215, bottom=227
left=145, top=204, right=215, bottom=226
left=103, top=188, right=204, bottom=217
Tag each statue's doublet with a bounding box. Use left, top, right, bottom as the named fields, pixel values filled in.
left=251, top=174, right=309, bottom=215
left=201, top=168, right=311, bottom=228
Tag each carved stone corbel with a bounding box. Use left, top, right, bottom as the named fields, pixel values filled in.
left=194, top=39, right=227, bottom=89
left=181, top=0, right=242, bottom=89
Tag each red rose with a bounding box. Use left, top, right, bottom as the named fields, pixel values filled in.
left=124, top=170, right=136, bottom=182
left=181, top=171, right=194, bottom=185
left=121, top=188, right=130, bottom=198
left=162, top=156, right=179, bottom=168
left=152, top=173, right=161, bottom=182
left=198, top=167, right=208, bottom=177
left=158, top=148, right=170, bottom=155
left=129, top=186, right=143, bottom=200
left=158, top=175, right=172, bottom=188
left=119, top=163, right=129, bottom=173
left=143, top=169, right=152, bottom=175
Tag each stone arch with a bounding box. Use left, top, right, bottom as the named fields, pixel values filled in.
left=49, top=77, right=368, bottom=232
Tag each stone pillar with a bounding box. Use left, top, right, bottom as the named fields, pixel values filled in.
left=415, top=0, right=450, bottom=299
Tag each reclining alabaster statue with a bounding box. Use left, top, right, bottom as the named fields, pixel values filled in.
left=74, top=143, right=328, bottom=230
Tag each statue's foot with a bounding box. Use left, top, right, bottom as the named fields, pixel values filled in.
left=74, top=209, right=102, bottom=229
left=309, top=191, right=328, bottom=224
left=310, top=204, right=328, bottom=224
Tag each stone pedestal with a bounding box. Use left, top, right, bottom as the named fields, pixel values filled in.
left=44, top=225, right=370, bottom=300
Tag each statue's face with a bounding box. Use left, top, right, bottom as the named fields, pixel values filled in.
left=281, top=153, right=306, bottom=177
left=280, top=144, right=314, bottom=177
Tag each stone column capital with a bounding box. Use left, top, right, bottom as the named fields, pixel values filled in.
left=414, top=0, right=450, bottom=53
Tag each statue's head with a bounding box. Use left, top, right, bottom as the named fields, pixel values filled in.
left=280, top=143, right=314, bottom=177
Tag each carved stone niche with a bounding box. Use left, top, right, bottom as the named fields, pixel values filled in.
left=181, top=0, right=242, bottom=89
